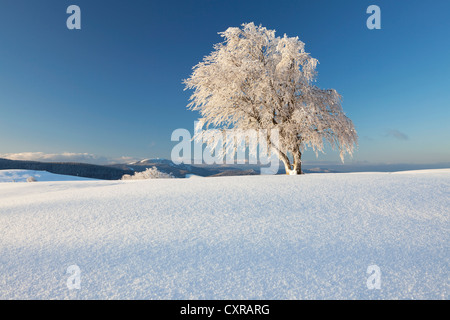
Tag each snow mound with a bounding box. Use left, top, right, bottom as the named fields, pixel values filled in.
left=0, top=170, right=96, bottom=183
left=391, top=168, right=450, bottom=175
left=0, top=169, right=448, bottom=299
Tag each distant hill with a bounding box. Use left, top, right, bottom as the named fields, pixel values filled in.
left=0, top=158, right=263, bottom=180
left=209, top=169, right=259, bottom=177
left=0, top=157, right=341, bottom=180
left=0, top=158, right=132, bottom=180
left=108, top=158, right=220, bottom=178
left=108, top=158, right=273, bottom=178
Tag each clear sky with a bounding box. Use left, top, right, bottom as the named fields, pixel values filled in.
left=0, top=0, right=449, bottom=165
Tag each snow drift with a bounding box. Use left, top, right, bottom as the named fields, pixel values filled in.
left=0, top=170, right=448, bottom=299
left=0, top=170, right=96, bottom=183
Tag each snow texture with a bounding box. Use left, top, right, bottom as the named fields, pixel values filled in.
left=0, top=170, right=448, bottom=299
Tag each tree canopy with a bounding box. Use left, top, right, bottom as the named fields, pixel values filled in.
left=184, top=23, right=358, bottom=174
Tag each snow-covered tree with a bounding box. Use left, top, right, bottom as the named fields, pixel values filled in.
left=184, top=22, right=358, bottom=174
left=122, top=167, right=174, bottom=180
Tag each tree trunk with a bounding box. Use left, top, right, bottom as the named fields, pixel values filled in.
left=278, top=150, right=303, bottom=175
left=283, top=161, right=292, bottom=175
left=293, top=149, right=302, bottom=174
left=275, top=150, right=292, bottom=175
left=293, top=154, right=302, bottom=175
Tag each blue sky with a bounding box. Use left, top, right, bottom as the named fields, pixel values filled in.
left=0, top=0, right=449, bottom=165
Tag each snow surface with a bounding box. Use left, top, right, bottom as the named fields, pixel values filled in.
left=0, top=169, right=449, bottom=299
left=0, top=170, right=96, bottom=183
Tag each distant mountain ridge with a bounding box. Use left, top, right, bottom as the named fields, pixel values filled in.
left=0, top=157, right=339, bottom=180
left=0, top=158, right=133, bottom=180
left=2, top=157, right=448, bottom=180
left=0, top=158, right=263, bottom=180
left=108, top=158, right=259, bottom=178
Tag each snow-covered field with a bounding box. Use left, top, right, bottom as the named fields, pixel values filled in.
left=0, top=169, right=448, bottom=299
left=0, top=170, right=95, bottom=183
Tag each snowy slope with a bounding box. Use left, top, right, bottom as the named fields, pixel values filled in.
left=0, top=170, right=96, bottom=183
left=0, top=170, right=448, bottom=299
